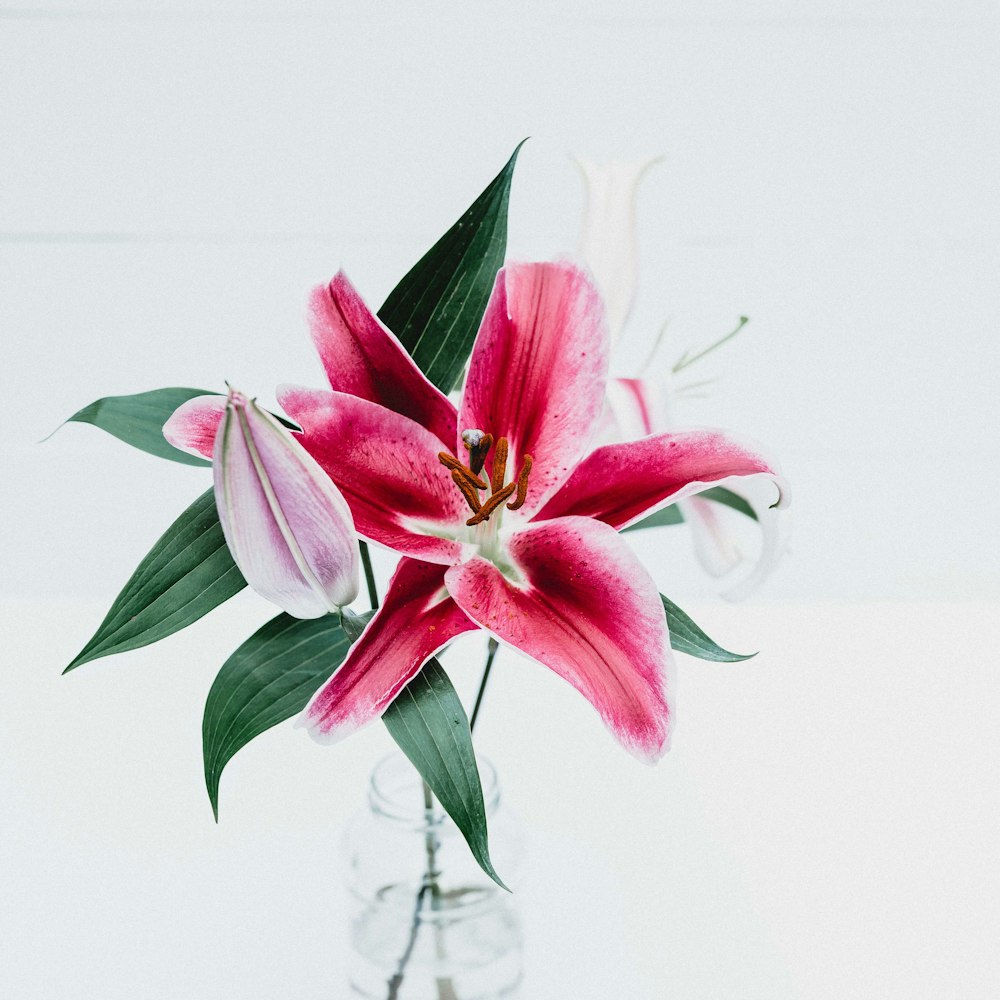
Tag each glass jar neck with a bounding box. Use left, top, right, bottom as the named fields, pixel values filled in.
left=367, top=751, right=501, bottom=828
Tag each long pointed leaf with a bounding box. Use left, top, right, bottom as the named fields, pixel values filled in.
left=377, top=141, right=526, bottom=393
left=623, top=486, right=758, bottom=534
left=699, top=485, right=758, bottom=521
left=203, top=611, right=367, bottom=819
left=383, top=658, right=507, bottom=891
left=51, top=387, right=218, bottom=466
left=339, top=613, right=504, bottom=889
left=622, top=504, right=684, bottom=531
left=661, top=594, right=755, bottom=662
left=66, top=490, right=246, bottom=670
left=50, top=386, right=299, bottom=465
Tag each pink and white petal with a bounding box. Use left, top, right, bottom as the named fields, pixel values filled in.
left=687, top=476, right=790, bottom=602
left=459, top=262, right=609, bottom=518
left=598, top=377, right=669, bottom=444
left=682, top=497, right=744, bottom=578
left=163, top=394, right=227, bottom=459
left=535, top=429, right=789, bottom=530
left=214, top=400, right=337, bottom=619
left=277, top=385, right=473, bottom=566
left=718, top=490, right=787, bottom=601
left=234, top=395, right=359, bottom=610
left=303, top=558, right=478, bottom=743
left=309, top=272, right=458, bottom=447
left=445, top=516, right=674, bottom=763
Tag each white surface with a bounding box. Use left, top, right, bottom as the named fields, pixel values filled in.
left=3, top=4, right=999, bottom=998
left=2, top=598, right=998, bottom=998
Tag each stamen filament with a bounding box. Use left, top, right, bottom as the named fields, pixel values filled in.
left=506, top=454, right=533, bottom=510
left=490, top=437, right=509, bottom=494
left=452, top=470, right=483, bottom=514
left=438, top=452, right=488, bottom=490
left=466, top=482, right=516, bottom=526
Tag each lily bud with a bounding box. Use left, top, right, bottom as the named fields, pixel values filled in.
left=211, top=388, right=359, bottom=618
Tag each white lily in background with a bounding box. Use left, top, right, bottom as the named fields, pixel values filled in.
left=576, top=156, right=787, bottom=600
left=575, top=157, right=662, bottom=347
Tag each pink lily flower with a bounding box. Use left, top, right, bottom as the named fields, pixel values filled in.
left=168, top=263, right=786, bottom=762
left=164, top=387, right=360, bottom=619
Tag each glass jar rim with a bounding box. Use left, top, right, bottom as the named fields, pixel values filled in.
left=367, top=750, right=501, bottom=825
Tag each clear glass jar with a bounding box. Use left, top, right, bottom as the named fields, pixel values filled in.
left=343, top=753, right=524, bottom=1000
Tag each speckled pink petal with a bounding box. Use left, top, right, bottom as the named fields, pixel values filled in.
left=459, top=262, right=609, bottom=519
left=535, top=429, right=788, bottom=530
left=278, top=385, right=473, bottom=566
left=445, top=516, right=673, bottom=763
left=304, top=558, right=478, bottom=744
left=309, top=272, right=458, bottom=447
left=162, top=394, right=227, bottom=459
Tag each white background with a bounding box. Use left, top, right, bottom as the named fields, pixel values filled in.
left=2, top=2, right=998, bottom=998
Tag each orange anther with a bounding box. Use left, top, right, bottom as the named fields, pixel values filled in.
left=452, top=470, right=482, bottom=514
left=438, top=452, right=488, bottom=490
left=507, top=454, right=533, bottom=511
left=466, top=482, right=516, bottom=526
left=490, top=437, right=509, bottom=493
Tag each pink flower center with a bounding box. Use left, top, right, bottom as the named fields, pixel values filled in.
left=438, top=430, right=533, bottom=527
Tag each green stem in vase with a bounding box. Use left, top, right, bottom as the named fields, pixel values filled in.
left=386, top=780, right=455, bottom=1000
left=469, top=637, right=499, bottom=733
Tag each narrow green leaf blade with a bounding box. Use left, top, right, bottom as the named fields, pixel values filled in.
left=622, top=504, right=684, bottom=531
left=377, top=141, right=526, bottom=393
left=382, top=658, right=506, bottom=891
left=661, top=594, right=756, bottom=662
left=53, top=387, right=218, bottom=466
left=203, top=612, right=366, bottom=819
left=623, top=487, right=757, bottom=534
left=66, top=490, right=246, bottom=670
left=700, top=485, right=758, bottom=521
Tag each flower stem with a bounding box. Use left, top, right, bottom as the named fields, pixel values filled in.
left=359, top=541, right=379, bottom=610
left=386, top=780, right=454, bottom=1000
left=469, top=637, right=499, bottom=733
left=386, top=884, right=428, bottom=999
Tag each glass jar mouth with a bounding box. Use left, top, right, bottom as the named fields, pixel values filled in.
left=368, top=751, right=501, bottom=826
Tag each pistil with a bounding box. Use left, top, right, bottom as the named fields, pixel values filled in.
left=461, top=429, right=494, bottom=476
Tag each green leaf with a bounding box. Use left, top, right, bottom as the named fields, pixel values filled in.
left=203, top=611, right=367, bottom=820
left=49, top=387, right=299, bottom=465
left=377, top=141, right=526, bottom=393
left=66, top=490, right=247, bottom=671
left=623, top=487, right=758, bottom=533
left=661, top=594, right=755, bottom=663
left=339, top=612, right=504, bottom=888
left=622, top=504, right=684, bottom=531
left=699, top=486, right=758, bottom=521
left=51, top=387, right=218, bottom=466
